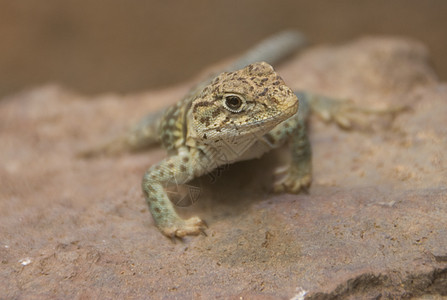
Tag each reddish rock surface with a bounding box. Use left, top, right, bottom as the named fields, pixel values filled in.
left=1, top=37, right=446, bottom=299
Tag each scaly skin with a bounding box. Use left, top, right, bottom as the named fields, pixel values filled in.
left=136, top=62, right=400, bottom=238
left=82, top=31, right=403, bottom=238
left=141, top=62, right=301, bottom=237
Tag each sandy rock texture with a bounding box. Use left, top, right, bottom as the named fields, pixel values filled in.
left=1, top=37, right=446, bottom=299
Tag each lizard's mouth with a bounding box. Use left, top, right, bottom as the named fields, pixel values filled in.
left=247, top=101, right=297, bottom=127
left=204, top=100, right=298, bottom=134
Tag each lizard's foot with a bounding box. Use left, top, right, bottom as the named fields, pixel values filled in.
left=273, top=165, right=312, bottom=194
left=311, top=96, right=408, bottom=130
left=159, top=216, right=207, bottom=238
left=312, top=98, right=362, bottom=129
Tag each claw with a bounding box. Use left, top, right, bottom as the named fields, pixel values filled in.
left=274, top=165, right=289, bottom=175
left=273, top=166, right=312, bottom=194
left=160, top=216, right=207, bottom=238
left=274, top=174, right=287, bottom=186
left=200, top=228, right=208, bottom=237
left=169, top=234, right=179, bottom=243
left=318, top=110, right=331, bottom=122
left=201, top=219, right=209, bottom=228
left=334, top=114, right=352, bottom=129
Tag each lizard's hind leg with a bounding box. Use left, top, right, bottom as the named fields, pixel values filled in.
left=297, top=91, right=407, bottom=130
left=79, top=109, right=165, bottom=157
left=270, top=90, right=408, bottom=193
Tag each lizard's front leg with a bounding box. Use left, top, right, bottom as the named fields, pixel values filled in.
left=271, top=91, right=405, bottom=194
left=263, top=96, right=312, bottom=194
left=271, top=113, right=312, bottom=193
left=142, top=150, right=207, bottom=238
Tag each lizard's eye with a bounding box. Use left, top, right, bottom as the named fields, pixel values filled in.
left=223, top=94, right=244, bottom=113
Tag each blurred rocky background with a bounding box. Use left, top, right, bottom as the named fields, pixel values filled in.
left=0, top=0, right=446, bottom=98
left=2, top=1, right=447, bottom=298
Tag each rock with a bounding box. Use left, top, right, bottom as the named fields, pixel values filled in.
left=0, top=36, right=446, bottom=299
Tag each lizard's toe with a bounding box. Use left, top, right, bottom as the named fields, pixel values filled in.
left=175, top=217, right=208, bottom=237
left=160, top=217, right=207, bottom=238
left=273, top=166, right=312, bottom=194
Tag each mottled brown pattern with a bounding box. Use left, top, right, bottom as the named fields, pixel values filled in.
left=114, top=34, right=379, bottom=238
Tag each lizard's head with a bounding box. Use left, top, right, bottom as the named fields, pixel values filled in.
left=188, top=62, right=298, bottom=141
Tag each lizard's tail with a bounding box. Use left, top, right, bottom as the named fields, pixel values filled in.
left=226, top=30, right=308, bottom=71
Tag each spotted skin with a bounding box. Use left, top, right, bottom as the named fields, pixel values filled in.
left=135, top=61, right=399, bottom=238
left=83, top=31, right=402, bottom=238
left=141, top=62, right=302, bottom=237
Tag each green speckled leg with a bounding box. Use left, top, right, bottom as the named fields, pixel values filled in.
left=142, top=149, right=207, bottom=238
left=267, top=95, right=312, bottom=193
left=273, top=124, right=312, bottom=193
left=269, top=90, right=405, bottom=193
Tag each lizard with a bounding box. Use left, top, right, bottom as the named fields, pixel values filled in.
left=83, top=31, right=400, bottom=238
